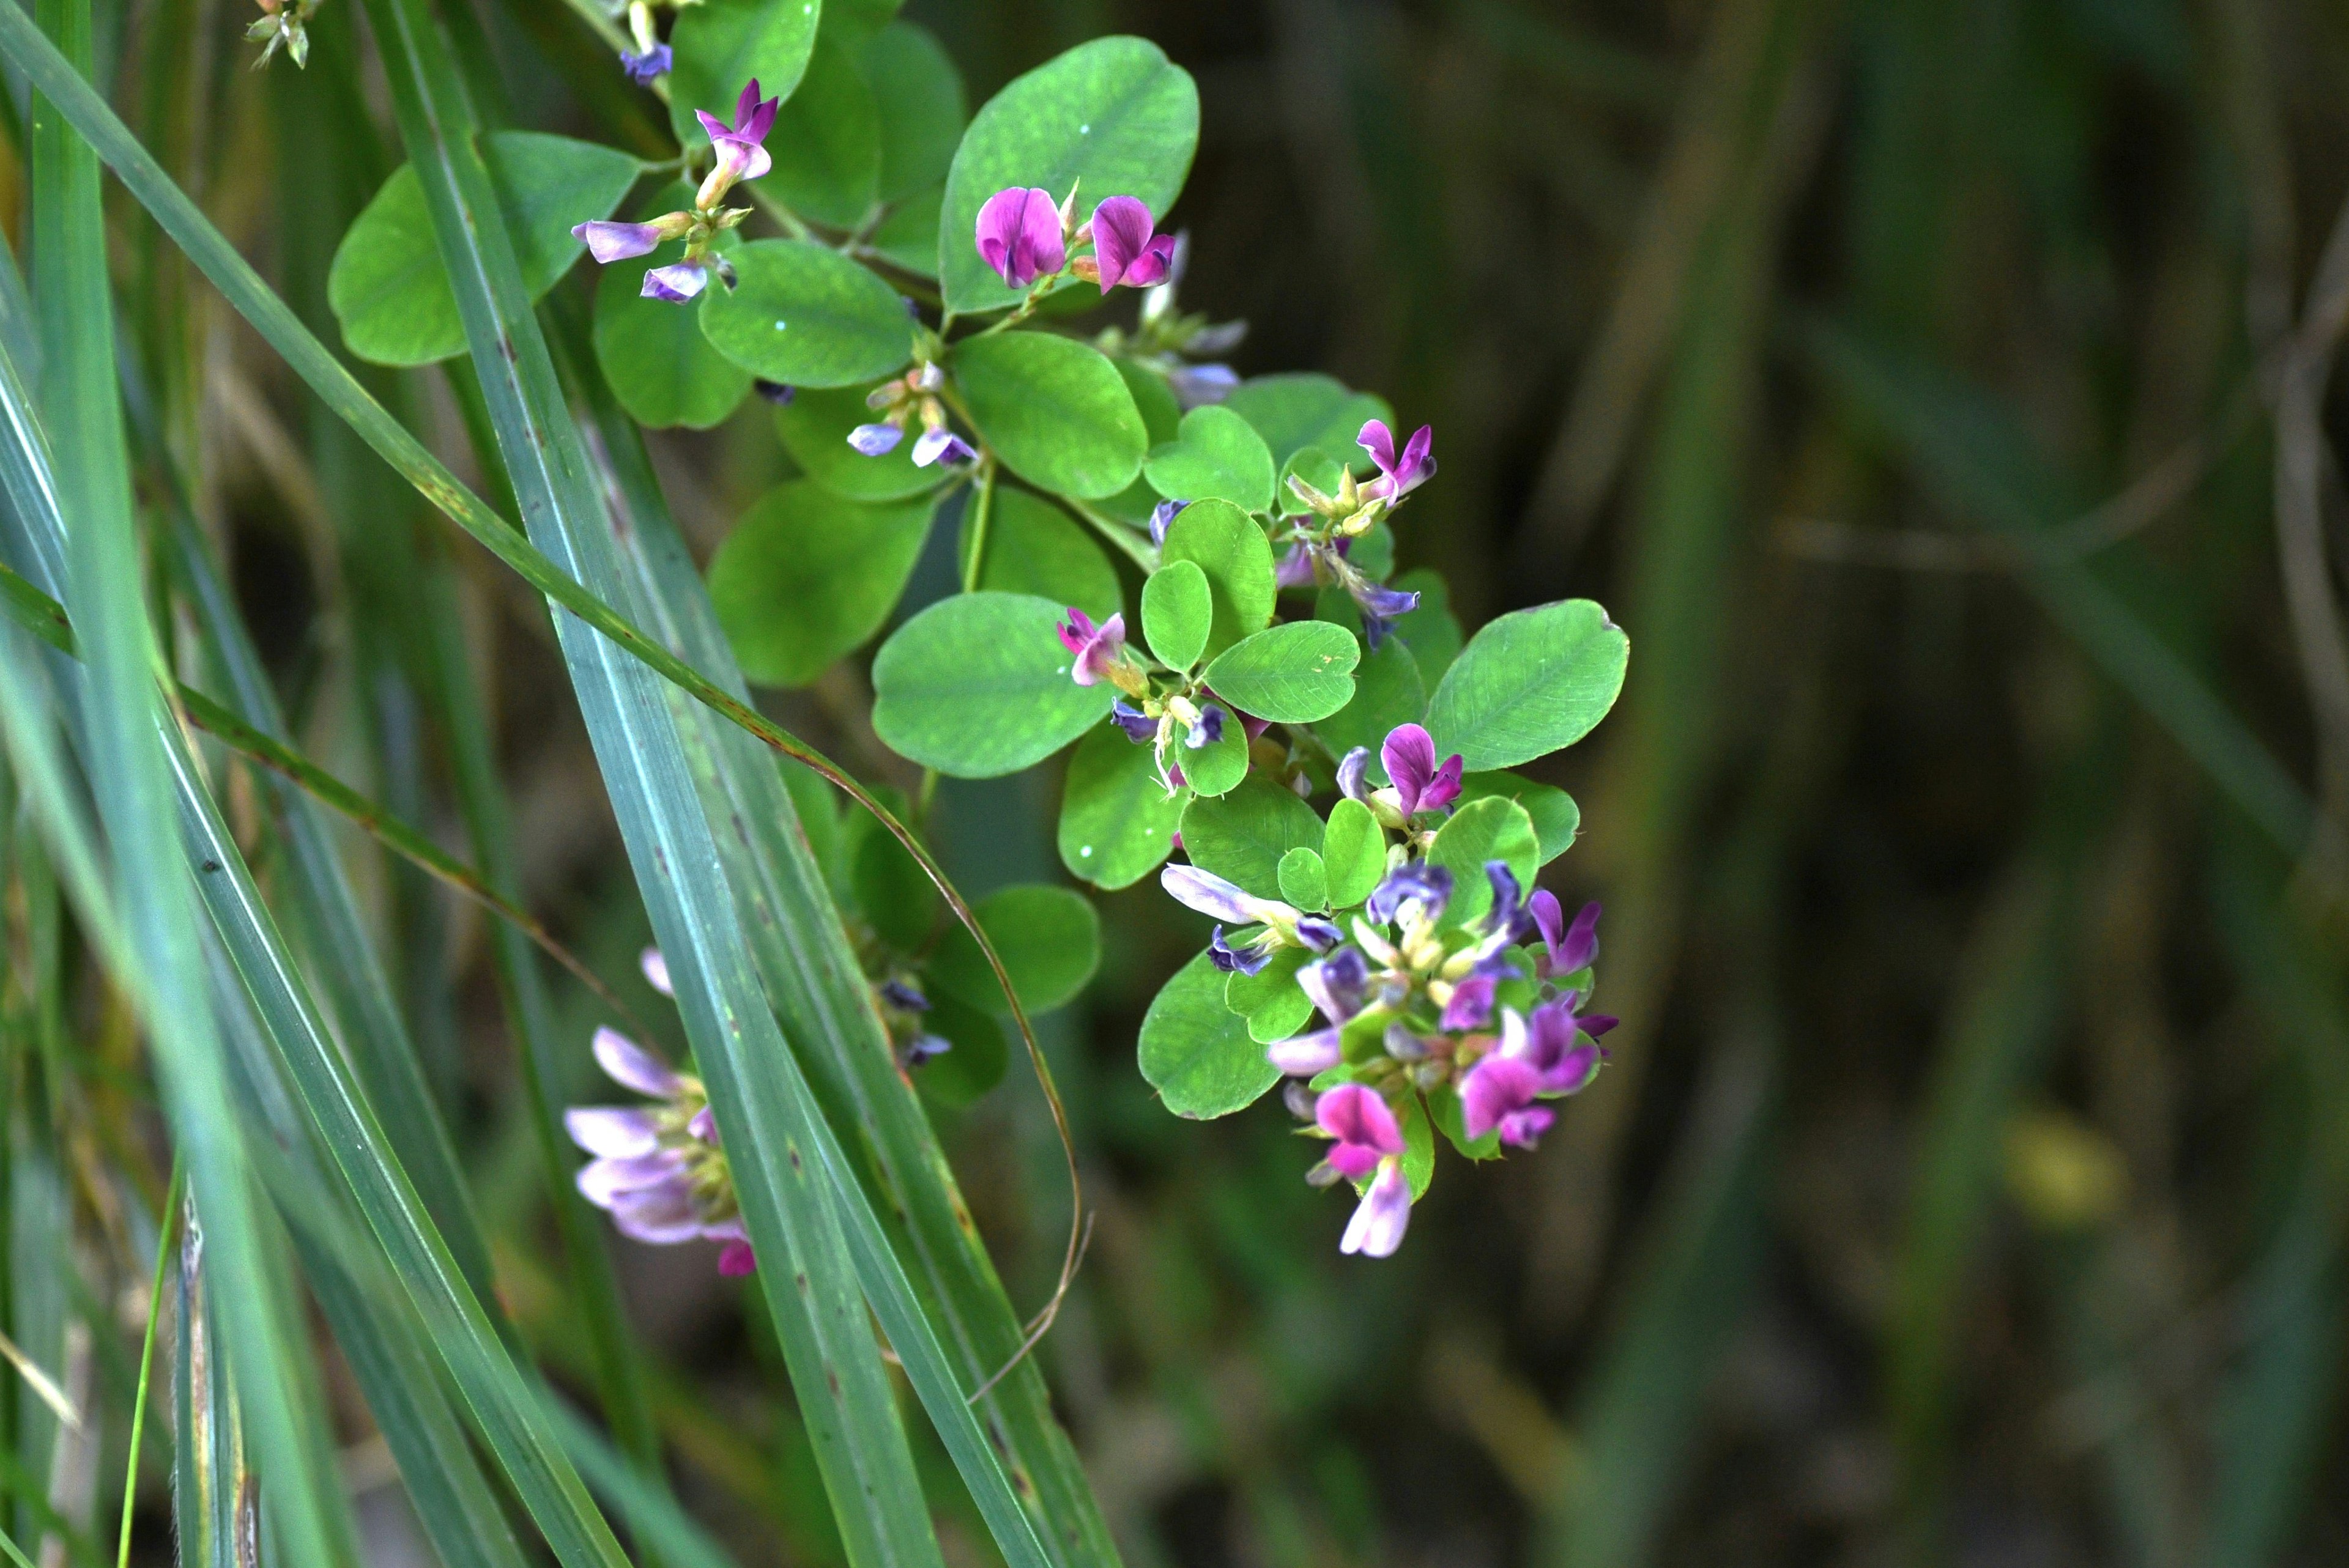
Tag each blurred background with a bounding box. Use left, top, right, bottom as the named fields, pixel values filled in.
left=50, top=0, right=2349, bottom=1563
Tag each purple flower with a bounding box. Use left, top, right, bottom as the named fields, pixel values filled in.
left=1483, top=862, right=1528, bottom=941
left=1160, top=864, right=1271, bottom=925
left=1352, top=579, right=1422, bottom=651
left=1316, top=1084, right=1403, bottom=1180
left=1168, top=362, right=1239, bottom=409
left=1208, top=925, right=1271, bottom=975
left=714, top=1228, right=757, bottom=1278
left=1089, top=196, right=1176, bottom=290
left=593, top=1025, right=680, bottom=1096
left=900, top=1034, right=952, bottom=1068
left=912, top=429, right=976, bottom=467
left=697, top=78, right=781, bottom=189
left=574, top=220, right=664, bottom=264
left=1440, top=974, right=1497, bottom=1032
left=878, top=979, right=928, bottom=1012
left=1275, top=543, right=1318, bottom=590
left=754, top=380, right=795, bottom=405
left=1382, top=724, right=1462, bottom=816
left=1359, top=419, right=1435, bottom=501
left=1184, top=705, right=1225, bottom=749
left=1293, top=915, right=1343, bottom=953
left=1267, top=1027, right=1342, bottom=1076
left=641, top=947, right=673, bottom=997
left=1149, top=498, right=1187, bottom=547
left=563, top=1105, right=661, bottom=1158
left=1460, top=1054, right=1546, bottom=1145
left=1512, top=997, right=1609, bottom=1094
left=1297, top=947, right=1369, bottom=1025
left=847, top=421, right=904, bottom=456
left=1367, top=863, right=1453, bottom=926
left=1056, top=607, right=1127, bottom=687
left=1341, top=1159, right=1412, bottom=1257
left=641, top=262, right=708, bottom=303
left=1531, top=893, right=1603, bottom=980
left=566, top=1024, right=752, bottom=1274
left=1336, top=747, right=1372, bottom=803
left=1110, top=700, right=1157, bottom=742
left=618, top=43, right=670, bottom=84
left=975, top=186, right=1066, bottom=288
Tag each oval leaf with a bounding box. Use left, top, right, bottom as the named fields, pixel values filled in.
left=667, top=0, right=820, bottom=146
left=872, top=591, right=1111, bottom=775
left=1139, top=950, right=1277, bottom=1119
left=1159, top=498, right=1275, bottom=662
left=952, top=332, right=1146, bottom=499
left=710, top=481, right=937, bottom=687
left=1140, top=558, right=1211, bottom=671
left=928, top=884, right=1102, bottom=1015
left=967, top=488, right=1121, bottom=622
left=1222, top=373, right=1392, bottom=468
left=774, top=382, right=943, bottom=501
left=1425, top=796, right=1541, bottom=928
left=1178, top=778, right=1323, bottom=900
left=763, top=36, right=883, bottom=227
left=591, top=182, right=753, bottom=429
left=861, top=21, right=967, bottom=201
left=1312, top=635, right=1427, bottom=766
left=939, top=36, right=1200, bottom=312
left=1457, top=771, right=1580, bottom=865
left=1321, top=798, right=1387, bottom=911
left=1276, top=846, right=1327, bottom=911
left=1179, top=719, right=1250, bottom=797
left=1058, top=723, right=1186, bottom=888
left=1425, top=599, right=1629, bottom=772
left=1143, top=404, right=1276, bottom=512
left=699, top=238, right=914, bottom=388
left=1203, top=621, right=1360, bottom=724
left=329, top=131, right=639, bottom=367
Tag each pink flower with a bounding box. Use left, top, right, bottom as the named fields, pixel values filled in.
left=696, top=78, right=780, bottom=190
left=1359, top=419, right=1435, bottom=501
left=574, top=220, right=663, bottom=263
left=975, top=186, right=1067, bottom=288
left=1381, top=723, right=1463, bottom=816
left=1316, top=1084, right=1404, bottom=1180
left=1340, top=1160, right=1412, bottom=1257
left=1089, top=196, right=1176, bottom=290
left=1055, top=606, right=1127, bottom=686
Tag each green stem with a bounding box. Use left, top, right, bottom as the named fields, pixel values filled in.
left=960, top=456, right=998, bottom=593
left=114, top=1161, right=182, bottom=1568
left=1062, top=495, right=1162, bottom=571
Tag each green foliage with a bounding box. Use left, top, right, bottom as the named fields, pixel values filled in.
left=938, top=36, right=1199, bottom=312
left=860, top=22, right=966, bottom=202
left=928, top=884, right=1102, bottom=1014
left=776, top=382, right=946, bottom=500
left=591, top=188, right=752, bottom=430
left=1159, top=498, right=1276, bottom=661
left=1178, top=778, right=1323, bottom=900
left=963, top=486, right=1121, bottom=621
left=763, top=37, right=881, bottom=226
left=1275, top=846, right=1328, bottom=911
left=1201, top=621, right=1360, bottom=724
left=708, top=481, right=935, bottom=687
left=1320, top=799, right=1387, bottom=909
left=1314, top=636, right=1427, bottom=764
left=1145, top=405, right=1277, bottom=512
left=1139, top=950, right=1278, bottom=1119
left=1424, top=796, right=1540, bottom=927
left=1425, top=599, right=1630, bottom=771
left=1140, top=558, right=1211, bottom=670
left=699, top=239, right=915, bottom=387
left=952, top=331, right=1147, bottom=498
left=1220, top=373, right=1390, bottom=468
left=872, top=592, right=1111, bottom=775
left=1058, top=723, right=1186, bottom=887
left=328, top=132, right=637, bottom=366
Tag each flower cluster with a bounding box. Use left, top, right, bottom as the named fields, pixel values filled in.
left=847, top=360, right=977, bottom=468
left=1276, top=420, right=1436, bottom=648
left=1050, top=607, right=1247, bottom=795
left=564, top=949, right=754, bottom=1277
left=1156, top=723, right=1616, bottom=1257
left=976, top=187, right=1178, bottom=296
left=571, top=79, right=779, bottom=303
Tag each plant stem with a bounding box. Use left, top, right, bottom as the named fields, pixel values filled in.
left=114, top=1161, right=182, bottom=1568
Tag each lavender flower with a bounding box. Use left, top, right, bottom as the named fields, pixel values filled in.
left=1531, top=892, right=1603, bottom=980
left=1274, top=543, right=1318, bottom=590
left=1297, top=947, right=1370, bottom=1025
left=696, top=80, right=781, bottom=202
left=1110, top=700, right=1158, bottom=742
left=1208, top=925, right=1271, bottom=975
left=642, top=262, right=710, bottom=303
left=1149, top=498, right=1187, bottom=547
left=1086, top=196, right=1177, bottom=290
left=1382, top=724, right=1463, bottom=816
left=878, top=978, right=929, bottom=1013
left=1483, top=862, right=1529, bottom=941
left=1365, top=863, right=1453, bottom=926
left=1336, top=746, right=1372, bottom=803
left=642, top=947, right=672, bottom=996
left=911, top=429, right=977, bottom=467
left=1316, top=1084, right=1403, bottom=1180
left=754, top=380, right=796, bottom=405
left=1354, top=579, right=1422, bottom=651
left=1267, top=1027, right=1342, bottom=1076
left=1167, top=361, right=1239, bottom=409
left=1056, top=607, right=1127, bottom=687
left=1184, top=705, right=1226, bottom=749
left=1160, top=864, right=1286, bottom=926
left=975, top=186, right=1067, bottom=288
left=576, top=220, right=666, bottom=263
left=565, top=1024, right=753, bottom=1276
left=619, top=43, right=671, bottom=84
left=1359, top=419, right=1436, bottom=502
left=1341, top=1161, right=1412, bottom=1257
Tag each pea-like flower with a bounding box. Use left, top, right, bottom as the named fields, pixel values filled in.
left=618, top=0, right=670, bottom=84
left=696, top=80, right=781, bottom=205
left=1056, top=607, right=1129, bottom=687
left=1077, top=196, right=1177, bottom=290
left=1342, top=1161, right=1413, bottom=1257
left=564, top=1024, right=754, bottom=1276
left=1457, top=996, right=1611, bottom=1149
left=848, top=422, right=905, bottom=456
left=1382, top=724, right=1463, bottom=816
left=976, top=186, right=1069, bottom=288
left=1529, top=892, right=1603, bottom=980
left=1359, top=419, right=1436, bottom=501
left=911, top=429, right=977, bottom=468
left=1316, top=1083, right=1403, bottom=1180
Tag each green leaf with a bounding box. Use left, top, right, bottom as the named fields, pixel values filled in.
left=1118, top=357, right=1183, bottom=442
left=666, top=0, right=820, bottom=147
left=1425, top=599, right=1630, bottom=771
left=928, top=884, right=1101, bottom=1014
left=1178, top=777, right=1323, bottom=900
left=1276, top=446, right=1346, bottom=517
left=1221, top=373, right=1390, bottom=467
left=916, top=994, right=1008, bottom=1109
left=1202, top=621, right=1360, bottom=724
left=1141, top=558, right=1211, bottom=670
left=866, top=183, right=943, bottom=277
left=1425, top=796, right=1540, bottom=927
left=328, top=131, right=638, bottom=367
left=1229, top=947, right=1314, bottom=1043
left=859, top=21, right=965, bottom=202
left=938, top=35, right=1199, bottom=312
left=590, top=182, right=752, bottom=429
left=1158, top=498, right=1274, bottom=662
left=699, top=238, right=914, bottom=388
left=1430, top=1083, right=1502, bottom=1162
left=1276, top=846, right=1327, bottom=911
left=1400, top=1091, right=1436, bottom=1198
left=1457, top=771, right=1579, bottom=864
left=709, top=481, right=935, bottom=687
left=964, top=487, right=1120, bottom=622
left=1321, top=798, right=1387, bottom=910
left=1180, top=716, right=1250, bottom=797
left=1312, top=635, right=1425, bottom=764
left=1389, top=568, right=1462, bottom=686
left=952, top=332, right=1146, bottom=500
left=776, top=382, right=944, bottom=501
left=1143, top=404, right=1276, bottom=512
left=1139, top=950, right=1277, bottom=1119
left=872, top=591, right=1111, bottom=775
left=763, top=36, right=882, bottom=227
left=844, top=790, right=940, bottom=953
left=1058, top=722, right=1185, bottom=888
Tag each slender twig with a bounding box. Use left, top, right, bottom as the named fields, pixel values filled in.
left=960, top=457, right=998, bottom=593
left=114, top=1161, right=184, bottom=1568
left=1060, top=495, right=1162, bottom=572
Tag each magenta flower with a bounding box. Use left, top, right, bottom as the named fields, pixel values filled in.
left=911, top=429, right=977, bottom=467
left=1341, top=1161, right=1412, bottom=1257
left=1382, top=724, right=1462, bottom=816
left=1459, top=1055, right=1550, bottom=1148
left=1439, top=974, right=1497, bottom=1031
left=1316, top=1084, right=1403, bottom=1180
left=1359, top=419, right=1435, bottom=501
left=697, top=78, right=781, bottom=190
left=1056, top=607, right=1127, bottom=686
left=975, top=186, right=1067, bottom=288
left=1531, top=893, right=1603, bottom=980
left=564, top=1024, right=754, bottom=1274
left=1088, top=196, right=1177, bottom=290
left=642, top=262, right=708, bottom=303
